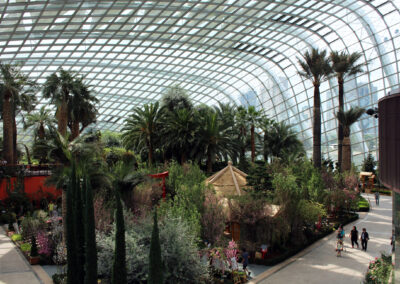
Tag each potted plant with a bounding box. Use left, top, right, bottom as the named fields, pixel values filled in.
left=29, top=236, right=40, bottom=265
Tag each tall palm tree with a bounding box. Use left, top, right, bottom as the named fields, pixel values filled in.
left=23, top=106, right=56, bottom=141
left=43, top=69, right=77, bottom=136
left=235, top=106, right=250, bottom=163
left=262, top=120, right=304, bottom=162
left=298, top=48, right=332, bottom=169
left=0, top=63, right=37, bottom=164
left=335, top=107, right=365, bottom=172
left=68, top=78, right=98, bottom=139
left=247, top=106, right=262, bottom=162
left=122, top=102, right=163, bottom=166
left=330, top=51, right=364, bottom=170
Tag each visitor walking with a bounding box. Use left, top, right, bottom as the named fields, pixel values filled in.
left=361, top=228, right=369, bottom=251
left=241, top=248, right=250, bottom=276
left=349, top=226, right=359, bottom=248
left=48, top=201, right=54, bottom=217
left=375, top=191, right=380, bottom=205
left=337, top=225, right=345, bottom=241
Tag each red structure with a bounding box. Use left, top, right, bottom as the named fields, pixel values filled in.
left=0, top=176, right=61, bottom=201
left=148, top=171, right=169, bottom=199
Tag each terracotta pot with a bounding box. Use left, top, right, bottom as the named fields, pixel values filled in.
left=29, top=256, right=40, bottom=265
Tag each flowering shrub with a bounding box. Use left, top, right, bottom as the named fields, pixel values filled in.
left=52, top=242, right=67, bottom=265
left=37, top=231, right=52, bottom=257
left=365, top=253, right=392, bottom=283
left=225, top=240, right=238, bottom=268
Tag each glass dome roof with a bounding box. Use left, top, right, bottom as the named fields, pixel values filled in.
left=1, top=0, right=399, bottom=164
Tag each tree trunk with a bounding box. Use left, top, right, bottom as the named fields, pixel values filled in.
left=313, top=82, right=322, bottom=169
left=180, top=152, right=186, bottom=165
left=71, top=120, right=80, bottom=140
left=57, top=99, right=68, bottom=136
left=251, top=124, right=255, bottom=162
left=62, top=189, right=67, bottom=244
left=38, top=123, right=45, bottom=140
left=148, top=140, right=153, bottom=167
left=207, top=150, right=212, bottom=173
left=3, top=92, right=14, bottom=165
left=342, top=136, right=351, bottom=172
left=12, top=113, right=17, bottom=164
left=22, top=144, right=31, bottom=165
left=337, top=76, right=344, bottom=171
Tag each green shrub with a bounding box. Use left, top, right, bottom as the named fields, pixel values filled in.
left=358, top=196, right=370, bottom=212
left=20, top=243, right=31, bottom=252
left=11, top=234, right=22, bottom=242
left=97, top=213, right=209, bottom=283
left=20, top=216, right=46, bottom=241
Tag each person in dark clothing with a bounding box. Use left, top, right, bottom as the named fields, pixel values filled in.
left=375, top=191, right=380, bottom=205
left=241, top=248, right=249, bottom=276
left=361, top=228, right=369, bottom=251
left=349, top=226, right=359, bottom=248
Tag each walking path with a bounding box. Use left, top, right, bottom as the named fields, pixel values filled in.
left=0, top=226, right=43, bottom=284
left=251, top=194, right=393, bottom=284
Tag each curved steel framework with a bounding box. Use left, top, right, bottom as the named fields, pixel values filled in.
left=0, top=0, right=399, bottom=164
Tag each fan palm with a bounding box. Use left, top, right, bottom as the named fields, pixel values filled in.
left=335, top=107, right=365, bottom=171
left=0, top=63, right=37, bottom=164
left=330, top=51, right=364, bottom=170
left=163, top=108, right=197, bottom=164
left=68, top=78, right=98, bottom=139
left=193, top=109, right=236, bottom=173
left=43, top=69, right=77, bottom=136
left=262, top=120, right=304, bottom=162
left=40, top=127, right=109, bottom=239
left=298, top=48, right=332, bottom=168
left=122, top=102, right=163, bottom=166
left=24, top=106, right=56, bottom=141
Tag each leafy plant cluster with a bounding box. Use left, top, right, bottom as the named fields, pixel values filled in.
left=97, top=212, right=209, bottom=283
left=365, top=254, right=393, bottom=283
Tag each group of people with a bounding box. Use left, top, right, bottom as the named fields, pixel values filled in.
left=337, top=225, right=370, bottom=254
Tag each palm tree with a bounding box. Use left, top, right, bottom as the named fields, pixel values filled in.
left=24, top=106, right=56, bottom=141
left=0, top=63, right=37, bottom=165
left=68, top=78, right=98, bottom=139
left=235, top=106, right=250, bottom=163
left=298, top=48, right=332, bottom=168
left=122, top=102, right=163, bottom=166
left=335, top=107, right=365, bottom=172
left=247, top=106, right=261, bottom=162
left=193, top=109, right=236, bottom=173
left=330, top=51, right=364, bottom=170
left=163, top=108, right=197, bottom=164
left=262, top=120, right=304, bottom=162
left=39, top=127, right=108, bottom=239
left=43, top=69, right=77, bottom=136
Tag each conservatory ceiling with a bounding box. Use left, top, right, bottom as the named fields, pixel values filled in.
left=0, top=0, right=399, bottom=163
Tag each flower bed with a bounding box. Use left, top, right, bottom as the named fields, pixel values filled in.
left=365, top=253, right=393, bottom=283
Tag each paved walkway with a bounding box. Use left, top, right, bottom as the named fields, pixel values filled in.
left=0, top=226, right=42, bottom=284
left=252, top=194, right=393, bottom=284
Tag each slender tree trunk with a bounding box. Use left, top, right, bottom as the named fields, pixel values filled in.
left=38, top=123, right=45, bottom=140
left=313, top=82, right=322, bottom=169
left=148, top=139, right=153, bottom=167
left=12, top=113, right=17, bottom=164
left=251, top=125, right=255, bottom=162
left=22, top=144, right=31, bottom=165
left=342, top=136, right=351, bottom=172
left=337, top=76, right=344, bottom=171
left=207, top=150, right=212, bottom=173
left=71, top=120, right=80, bottom=140
left=3, top=92, right=14, bottom=165
left=180, top=152, right=186, bottom=165
left=58, top=98, right=68, bottom=136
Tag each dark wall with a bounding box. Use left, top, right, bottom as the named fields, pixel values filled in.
left=378, top=89, right=400, bottom=193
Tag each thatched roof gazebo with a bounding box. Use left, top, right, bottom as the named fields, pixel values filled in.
left=205, top=161, right=248, bottom=197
